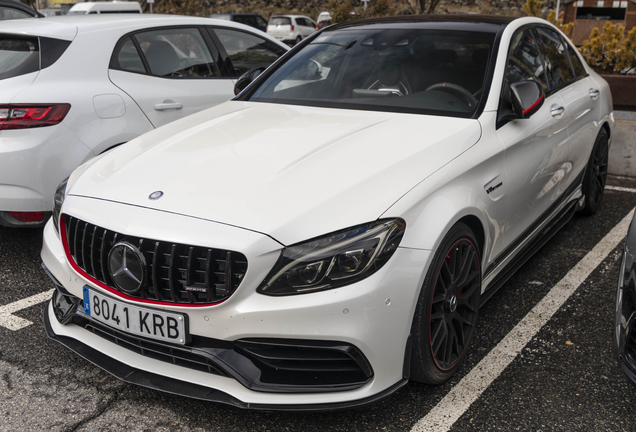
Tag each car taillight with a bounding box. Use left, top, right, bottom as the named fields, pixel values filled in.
left=0, top=104, right=71, bottom=130
left=290, top=24, right=294, bottom=31
left=266, top=25, right=269, bottom=32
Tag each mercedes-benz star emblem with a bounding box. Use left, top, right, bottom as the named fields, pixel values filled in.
left=149, top=191, right=164, bottom=200
left=108, top=242, right=146, bottom=294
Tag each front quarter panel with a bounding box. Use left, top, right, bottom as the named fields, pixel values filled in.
left=382, top=112, right=507, bottom=282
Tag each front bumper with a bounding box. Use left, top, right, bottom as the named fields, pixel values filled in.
left=41, top=196, right=432, bottom=408
left=44, top=299, right=407, bottom=411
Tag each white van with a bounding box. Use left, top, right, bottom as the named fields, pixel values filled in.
left=67, top=1, right=142, bottom=15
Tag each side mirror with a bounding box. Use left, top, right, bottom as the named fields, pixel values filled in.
left=234, top=67, right=266, bottom=95
left=510, top=80, right=544, bottom=119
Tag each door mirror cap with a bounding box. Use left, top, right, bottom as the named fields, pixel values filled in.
left=234, top=67, right=266, bottom=95
left=510, top=80, right=544, bottom=119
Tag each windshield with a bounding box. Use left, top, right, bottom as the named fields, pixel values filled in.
left=269, top=17, right=291, bottom=26
left=247, top=28, right=495, bottom=117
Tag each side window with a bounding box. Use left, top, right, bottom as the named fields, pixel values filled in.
left=535, top=26, right=576, bottom=89
left=213, top=28, right=286, bottom=76
left=111, top=37, right=146, bottom=74
left=256, top=16, right=267, bottom=29
left=0, top=6, right=32, bottom=20
left=134, top=28, right=219, bottom=78
left=244, top=16, right=258, bottom=28
left=505, top=28, right=548, bottom=93
left=565, top=41, right=586, bottom=78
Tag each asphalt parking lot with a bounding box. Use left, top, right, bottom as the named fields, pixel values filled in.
left=2, top=176, right=636, bottom=431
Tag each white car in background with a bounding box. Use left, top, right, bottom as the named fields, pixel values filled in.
left=0, top=14, right=287, bottom=227
left=316, top=11, right=331, bottom=30
left=266, top=15, right=316, bottom=45
left=66, top=1, right=143, bottom=15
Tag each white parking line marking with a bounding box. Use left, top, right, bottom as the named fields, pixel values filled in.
left=411, top=207, right=635, bottom=432
left=607, top=185, right=636, bottom=194
left=0, top=289, right=54, bottom=331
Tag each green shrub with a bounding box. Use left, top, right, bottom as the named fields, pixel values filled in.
left=580, top=22, right=636, bottom=74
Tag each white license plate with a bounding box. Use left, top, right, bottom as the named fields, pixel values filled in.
left=83, top=287, right=188, bottom=345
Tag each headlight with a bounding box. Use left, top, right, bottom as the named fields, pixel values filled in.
left=52, top=177, right=68, bottom=236
left=257, top=219, right=406, bottom=296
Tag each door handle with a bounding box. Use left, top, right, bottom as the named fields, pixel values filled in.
left=550, top=106, right=565, bottom=117
left=589, top=88, right=600, bottom=100
left=154, top=102, right=183, bottom=111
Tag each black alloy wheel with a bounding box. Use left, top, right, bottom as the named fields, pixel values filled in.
left=410, top=223, right=481, bottom=384
left=581, top=128, right=609, bottom=216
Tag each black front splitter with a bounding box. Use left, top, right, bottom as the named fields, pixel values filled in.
left=43, top=302, right=408, bottom=412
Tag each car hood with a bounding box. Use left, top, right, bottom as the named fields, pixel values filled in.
left=68, top=102, right=481, bottom=246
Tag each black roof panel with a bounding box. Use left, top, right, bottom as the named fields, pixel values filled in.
left=328, top=14, right=518, bottom=32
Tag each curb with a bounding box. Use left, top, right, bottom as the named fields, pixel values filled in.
left=609, top=111, right=636, bottom=178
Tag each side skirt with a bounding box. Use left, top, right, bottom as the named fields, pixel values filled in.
left=480, top=182, right=584, bottom=306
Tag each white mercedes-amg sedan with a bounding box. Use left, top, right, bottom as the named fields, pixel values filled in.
left=41, top=15, right=613, bottom=410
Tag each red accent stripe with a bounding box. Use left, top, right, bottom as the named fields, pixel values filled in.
left=60, top=214, right=225, bottom=308
left=522, top=94, right=544, bottom=115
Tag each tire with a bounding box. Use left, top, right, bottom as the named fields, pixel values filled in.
left=295, top=36, right=302, bottom=46
left=410, top=223, right=481, bottom=384
left=580, top=129, right=609, bottom=216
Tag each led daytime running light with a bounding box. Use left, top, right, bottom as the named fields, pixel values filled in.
left=258, top=219, right=405, bottom=296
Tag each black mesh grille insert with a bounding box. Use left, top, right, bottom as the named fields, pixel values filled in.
left=234, top=338, right=373, bottom=388
left=63, top=215, right=248, bottom=305
left=82, top=319, right=229, bottom=377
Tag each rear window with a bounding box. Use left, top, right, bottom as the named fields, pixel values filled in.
left=0, top=35, right=71, bottom=80
left=269, top=17, right=291, bottom=26
left=0, top=36, right=39, bottom=80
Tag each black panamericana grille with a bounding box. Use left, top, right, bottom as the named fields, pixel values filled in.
left=63, top=215, right=248, bottom=305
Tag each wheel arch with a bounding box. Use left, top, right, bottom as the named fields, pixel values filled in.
left=457, top=214, right=485, bottom=259
left=601, top=120, right=611, bottom=141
